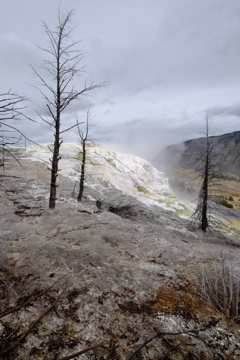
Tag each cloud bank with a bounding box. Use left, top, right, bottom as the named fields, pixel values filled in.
left=0, top=0, right=240, bottom=160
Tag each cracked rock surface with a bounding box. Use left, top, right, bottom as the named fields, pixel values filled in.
left=0, top=147, right=240, bottom=359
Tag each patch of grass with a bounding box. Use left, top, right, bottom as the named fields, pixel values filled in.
left=218, top=199, right=233, bottom=208
left=152, top=287, right=206, bottom=320
left=118, top=284, right=210, bottom=320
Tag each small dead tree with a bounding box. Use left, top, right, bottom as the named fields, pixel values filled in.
left=31, top=8, right=105, bottom=209
left=202, top=252, right=240, bottom=321
left=0, top=92, right=29, bottom=167
left=76, top=108, right=94, bottom=202
left=190, top=114, right=217, bottom=232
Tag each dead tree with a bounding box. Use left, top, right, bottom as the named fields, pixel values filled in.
left=76, top=108, right=94, bottom=202
left=0, top=92, right=29, bottom=167
left=191, top=114, right=217, bottom=232
left=31, top=8, right=105, bottom=209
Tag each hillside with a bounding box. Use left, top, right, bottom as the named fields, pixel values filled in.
left=1, top=144, right=240, bottom=359
left=156, top=131, right=240, bottom=215
left=158, top=130, right=240, bottom=175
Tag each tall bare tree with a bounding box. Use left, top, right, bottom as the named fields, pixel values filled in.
left=191, top=114, right=217, bottom=232
left=32, top=8, right=105, bottom=209
left=76, top=108, right=94, bottom=202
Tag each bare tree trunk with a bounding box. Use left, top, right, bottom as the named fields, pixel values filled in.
left=49, top=46, right=61, bottom=209
left=49, top=138, right=60, bottom=208
left=201, top=158, right=209, bottom=231
left=190, top=114, right=215, bottom=232
left=77, top=140, right=86, bottom=202
left=76, top=108, right=93, bottom=202
left=201, top=122, right=210, bottom=232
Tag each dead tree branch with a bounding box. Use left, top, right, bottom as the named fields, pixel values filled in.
left=0, top=284, right=68, bottom=356
left=58, top=343, right=105, bottom=360
left=0, top=276, right=66, bottom=319
left=126, top=320, right=219, bottom=360
left=0, top=91, right=32, bottom=167
left=225, top=346, right=240, bottom=359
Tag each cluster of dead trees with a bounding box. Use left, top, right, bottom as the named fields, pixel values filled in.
left=30, top=9, right=106, bottom=208
left=0, top=8, right=105, bottom=208
left=0, top=7, right=232, bottom=230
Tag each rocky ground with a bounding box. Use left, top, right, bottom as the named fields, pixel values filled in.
left=1, top=147, right=240, bottom=359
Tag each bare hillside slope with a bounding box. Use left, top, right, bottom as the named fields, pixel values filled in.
left=1, top=146, right=240, bottom=359
left=159, top=130, right=240, bottom=175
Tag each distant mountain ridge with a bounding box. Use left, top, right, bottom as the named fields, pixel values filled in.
left=159, top=130, right=240, bottom=175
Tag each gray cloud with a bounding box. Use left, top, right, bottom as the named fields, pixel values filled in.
left=210, top=104, right=240, bottom=118
left=0, top=0, right=239, bottom=160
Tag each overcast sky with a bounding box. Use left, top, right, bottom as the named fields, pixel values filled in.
left=1, top=0, right=240, bottom=160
